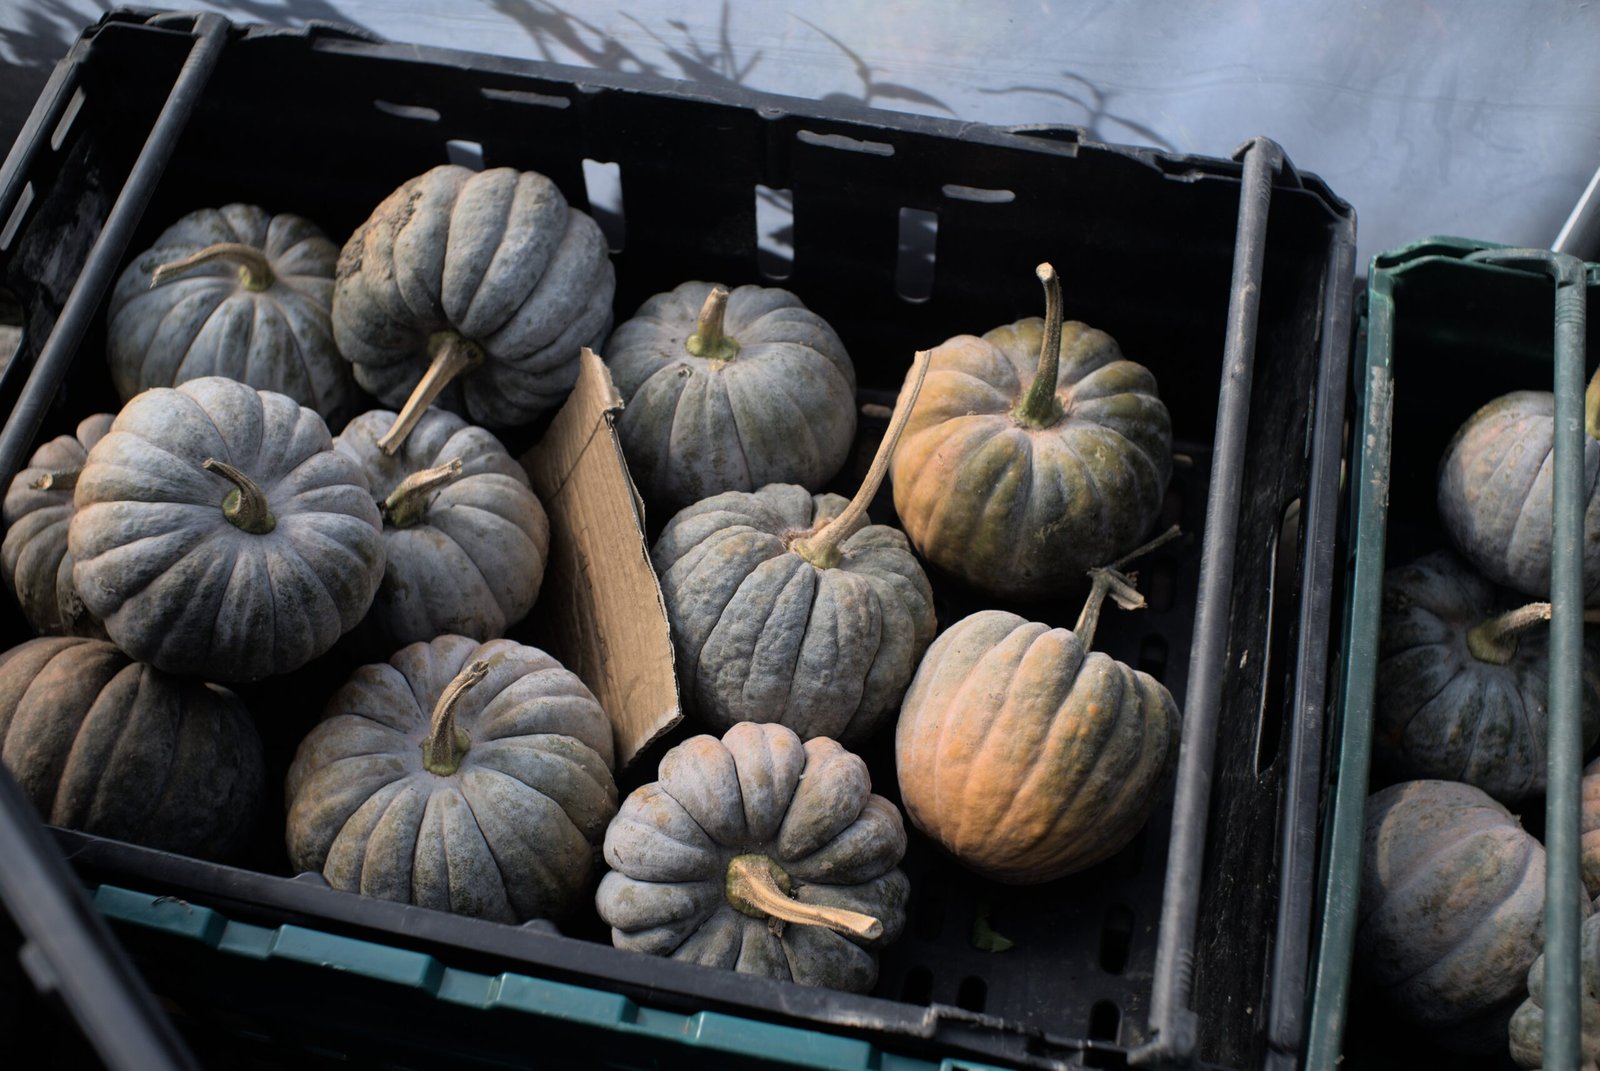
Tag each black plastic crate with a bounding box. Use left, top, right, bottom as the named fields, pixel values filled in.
left=0, top=11, right=1356, bottom=1070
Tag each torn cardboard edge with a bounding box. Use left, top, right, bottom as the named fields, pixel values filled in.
left=521, top=347, right=681, bottom=770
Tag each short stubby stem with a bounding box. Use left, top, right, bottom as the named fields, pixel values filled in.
left=724, top=855, right=883, bottom=940
left=151, top=242, right=276, bottom=292
left=1012, top=263, right=1066, bottom=429
left=1073, top=525, right=1183, bottom=651
left=684, top=287, right=740, bottom=362
left=31, top=468, right=80, bottom=492
left=202, top=458, right=276, bottom=534
left=378, top=333, right=486, bottom=457
left=423, top=659, right=490, bottom=776
left=383, top=458, right=465, bottom=529
left=1466, top=602, right=1553, bottom=665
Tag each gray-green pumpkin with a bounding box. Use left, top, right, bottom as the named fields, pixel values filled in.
left=333, top=408, right=549, bottom=652
left=1509, top=907, right=1600, bottom=1070
left=106, top=204, right=359, bottom=425
left=606, top=282, right=856, bottom=514
left=331, top=165, right=614, bottom=450
left=2, top=413, right=114, bottom=638
left=1376, top=550, right=1600, bottom=803
left=285, top=634, right=618, bottom=923
left=0, top=636, right=265, bottom=860
left=1437, top=374, right=1600, bottom=603
left=1359, top=779, right=1579, bottom=1052
left=596, top=721, right=909, bottom=992
left=67, top=376, right=386, bottom=682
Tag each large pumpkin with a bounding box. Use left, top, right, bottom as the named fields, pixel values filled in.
left=1509, top=908, right=1600, bottom=1069
left=106, top=204, right=359, bottom=424
left=285, top=635, right=618, bottom=923
left=1375, top=549, right=1600, bottom=802
left=2, top=413, right=114, bottom=638
left=606, top=281, right=856, bottom=513
left=333, top=407, right=549, bottom=652
left=332, top=165, right=614, bottom=450
left=68, top=376, right=386, bottom=682
left=0, top=636, right=265, bottom=860
left=596, top=722, right=909, bottom=992
left=890, top=263, right=1171, bottom=600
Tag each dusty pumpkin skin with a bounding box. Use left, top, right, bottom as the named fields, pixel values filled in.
left=106, top=204, right=359, bottom=426
left=2, top=413, right=114, bottom=638
left=333, top=407, right=550, bottom=653
left=285, top=635, right=619, bottom=923
left=1358, top=779, right=1577, bottom=1052
left=331, top=164, right=615, bottom=446
left=890, top=264, right=1171, bottom=600
left=595, top=722, right=909, bottom=992
left=1375, top=550, right=1600, bottom=803
left=67, top=376, right=386, bottom=682
left=1584, top=757, right=1600, bottom=899
left=0, top=636, right=265, bottom=860
left=1509, top=908, right=1600, bottom=1070
left=606, top=282, right=857, bottom=514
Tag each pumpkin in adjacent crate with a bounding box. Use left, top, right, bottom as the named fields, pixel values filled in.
left=285, top=635, right=618, bottom=923
left=651, top=353, right=936, bottom=745
left=1436, top=371, right=1600, bottom=603
left=333, top=407, right=549, bottom=653
left=1375, top=549, right=1600, bottom=803
left=2, top=413, right=114, bottom=639
left=596, top=721, right=909, bottom=992
left=67, top=376, right=386, bottom=682
left=1584, top=757, right=1600, bottom=899
left=1508, top=906, right=1600, bottom=1070
left=894, top=533, right=1181, bottom=883
left=0, top=636, right=266, bottom=860
left=605, top=281, right=857, bottom=513
left=106, top=204, right=359, bottom=425
left=1358, top=779, right=1576, bottom=1052
left=332, top=164, right=614, bottom=452
left=889, top=263, right=1172, bottom=600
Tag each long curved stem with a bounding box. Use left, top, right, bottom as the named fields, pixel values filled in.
left=377, top=333, right=485, bottom=456
left=202, top=458, right=275, bottom=534
left=383, top=458, right=464, bottom=528
left=151, top=243, right=275, bottom=292
left=423, top=659, right=490, bottom=776
left=1073, top=525, right=1183, bottom=652
left=1013, top=263, right=1065, bottom=428
left=725, top=855, right=883, bottom=940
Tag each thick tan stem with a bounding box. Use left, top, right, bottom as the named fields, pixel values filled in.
left=1466, top=602, right=1552, bottom=665
left=1073, top=525, right=1182, bottom=651
left=202, top=458, right=275, bottom=534
left=1013, top=263, right=1065, bottom=428
left=724, top=855, right=882, bottom=940
left=383, top=458, right=464, bottom=529
left=30, top=469, right=79, bottom=491
left=791, top=350, right=931, bottom=569
left=423, top=659, right=490, bottom=776
left=151, top=243, right=275, bottom=292
left=377, top=333, right=485, bottom=456
left=684, top=287, right=740, bottom=362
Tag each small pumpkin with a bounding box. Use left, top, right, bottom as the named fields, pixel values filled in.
left=1508, top=907, right=1600, bottom=1070
left=595, top=721, right=909, bottom=992
left=651, top=354, right=936, bottom=744
left=0, top=636, right=265, bottom=860
left=333, top=407, right=549, bottom=652
left=1375, top=549, right=1600, bottom=803
left=1358, top=779, right=1575, bottom=1052
left=894, top=535, right=1181, bottom=882
left=606, top=282, right=856, bottom=513
left=332, top=164, right=615, bottom=452
left=285, top=634, right=618, bottom=923
left=106, top=204, right=359, bottom=425
left=890, top=263, right=1171, bottom=600
left=68, top=376, right=386, bottom=682
left=1436, top=371, right=1600, bottom=602
left=2, top=414, right=114, bottom=638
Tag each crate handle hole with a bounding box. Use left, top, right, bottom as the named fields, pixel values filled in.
left=1253, top=496, right=1303, bottom=775
left=50, top=88, right=87, bottom=152
left=755, top=185, right=793, bottom=281
left=1098, top=904, right=1135, bottom=974
left=0, top=183, right=35, bottom=253
left=445, top=140, right=485, bottom=170
left=581, top=159, right=625, bottom=254
left=896, top=207, right=937, bottom=303
left=956, top=975, right=987, bottom=1012
left=796, top=129, right=894, bottom=157
left=900, top=965, right=933, bottom=1004
left=941, top=183, right=1015, bottom=205
left=374, top=99, right=442, bottom=122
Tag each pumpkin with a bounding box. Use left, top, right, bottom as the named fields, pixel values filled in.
left=1357, top=779, right=1576, bottom=1052
left=651, top=354, right=936, bottom=744
left=595, top=721, right=908, bottom=992
left=1375, top=549, right=1600, bottom=803
left=1436, top=374, right=1600, bottom=603
left=284, top=634, right=618, bottom=923
left=1509, top=906, right=1600, bottom=1069
left=1583, top=757, right=1600, bottom=898
left=606, top=282, right=856, bottom=513
left=2, top=413, right=114, bottom=638
left=0, top=636, right=265, bottom=860
left=106, top=204, right=359, bottom=425
left=67, top=376, right=386, bottom=682
left=331, top=164, right=615, bottom=452
left=894, top=533, right=1181, bottom=882
left=889, top=263, right=1171, bottom=600
left=332, top=407, right=549, bottom=652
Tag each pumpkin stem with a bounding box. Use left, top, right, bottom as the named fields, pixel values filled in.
left=790, top=350, right=932, bottom=569
left=684, top=286, right=740, bottom=363
left=377, top=332, right=486, bottom=456
left=1013, top=263, right=1066, bottom=429
left=725, top=855, right=883, bottom=940
left=1073, top=524, right=1182, bottom=651
left=423, top=658, right=490, bottom=776
left=383, top=457, right=464, bottom=529
left=150, top=242, right=275, bottom=293
left=202, top=458, right=276, bottom=534
left=30, top=468, right=79, bottom=491
left=1465, top=602, right=1559, bottom=664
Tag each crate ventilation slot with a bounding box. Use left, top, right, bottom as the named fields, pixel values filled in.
left=582, top=160, right=625, bottom=253
left=956, top=976, right=988, bottom=1012
left=50, top=88, right=87, bottom=152
left=1138, top=635, right=1168, bottom=684
left=896, top=207, right=937, bottom=302
left=796, top=129, right=894, bottom=157
left=480, top=86, right=571, bottom=109
left=0, top=184, right=34, bottom=253
left=445, top=140, right=485, bottom=170
left=754, top=185, right=793, bottom=281
left=373, top=99, right=441, bottom=122
left=941, top=184, right=1015, bottom=205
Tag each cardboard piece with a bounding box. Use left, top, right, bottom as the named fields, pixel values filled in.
left=521, top=348, right=681, bottom=769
